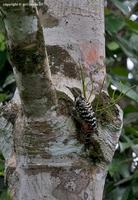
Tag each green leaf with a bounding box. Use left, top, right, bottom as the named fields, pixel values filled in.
left=110, top=67, right=128, bottom=77
left=124, top=105, right=138, bottom=115
left=129, top=34, right=138, bottom=55
left=132, top=172, right=138, bottom=198
left=0, top=93, right=7, bottom=102
left=107, top=42, right=120, bottom=51
left=0, top=33, right=5, bottom=43
left=125, top=127, right=138, bottom=137
left=108, top=160, right=121, bottom=178
left=132, top=144, right=138, bottom=155
left=0, top=32, right=6, bottom=51
left=110, top=188, right=125, bottom=200
left=108, top=157, right=131, bottom=179
left=109, top=76, right=138, bottom=103
left=119, top=142, right=132, bottom=153
left=116, top=35, right=138, bottom=58
left=126, top=19, right=138, bottom=34
left=0, top=171, right=4, bottom=177
left=0, top=189, right=12, bottom=200
left=110, top=0, right=130, bottom=16
left=105, top=14, right=125, bottom=34
left=124, top=113, right=138, bottom=125
left=122, top=187, right=132, bottom=200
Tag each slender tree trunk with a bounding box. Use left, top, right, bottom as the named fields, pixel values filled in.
left=0, top=1, right=123, bottom=200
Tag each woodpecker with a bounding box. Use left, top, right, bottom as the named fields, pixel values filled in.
left=66, top=86, right=97, bottom=130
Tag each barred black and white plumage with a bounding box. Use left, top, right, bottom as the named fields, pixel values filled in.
left=75, top=96, right=97, bottom=129
left=66, top=86, right=97, bottom=130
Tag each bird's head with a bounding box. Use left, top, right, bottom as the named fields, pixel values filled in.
left=66, top=86, right=82, bottom=99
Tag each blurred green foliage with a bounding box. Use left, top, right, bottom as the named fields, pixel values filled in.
left=104, top=0, right=138, bottom=199
left=0, top=0, right=138, bottom=199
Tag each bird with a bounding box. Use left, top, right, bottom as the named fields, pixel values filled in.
left=66, top=86, right=97, bottom=130
left=66, top=86, right=101, bottom=162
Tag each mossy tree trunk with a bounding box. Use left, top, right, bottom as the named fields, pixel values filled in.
left=0, top=1, right=123, bottom=200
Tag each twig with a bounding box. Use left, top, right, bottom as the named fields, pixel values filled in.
left=79, top=63, right=87, bottom=98
left=95, top=76, right=106, bottom=112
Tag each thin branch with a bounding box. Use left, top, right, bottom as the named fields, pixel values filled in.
left=79, top=63, right=87, bottom=98
left=96, top=76, right=106, bottom=112
left=97, top=84, right=136, bottom=112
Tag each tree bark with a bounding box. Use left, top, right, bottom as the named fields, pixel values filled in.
left=0, top=1, right=123, bottom=200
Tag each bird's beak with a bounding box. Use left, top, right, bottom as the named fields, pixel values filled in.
left=65, top=85, right=71, bottom=91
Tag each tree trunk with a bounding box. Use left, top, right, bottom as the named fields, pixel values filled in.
left=0, top=1, right=123, bottom=200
